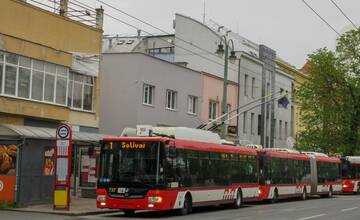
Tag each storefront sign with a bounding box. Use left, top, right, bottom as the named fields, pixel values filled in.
left=44, top=147, right=55, bottom=176
left=54, top=124, right=72, bottom=210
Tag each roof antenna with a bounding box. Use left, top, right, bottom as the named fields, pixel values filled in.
left=202, top=0, right=206, bottom=24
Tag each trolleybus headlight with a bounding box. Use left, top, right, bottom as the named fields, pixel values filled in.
left=258, top=189, right=262, bottom=194
left=97, top=195, right=106, bottom=202
left=148, top=196, right=163, bottom=203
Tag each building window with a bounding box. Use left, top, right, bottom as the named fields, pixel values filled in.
left=209, top=100, right=218, bottom=121
left=244, top=74, right=248, bottom=96
left=68, top=72, right=95, bottom=111
left=251, top=113, right=255, bottom=134
left=251, top=77, right=255, bottom=98
left=279, top=120, right=283, bottom=140
left=187, top=95, right=197, bottom=114
left=243, top=111, right=247, bottom=133
left=143, top=83, right=155, bottom=105
left=257, top=114, right=261, bottom=135
left=0, top=51, right=71, bottom=107
left=18, top=57, right=31, bottom=99
left=285, top=121, right=288, bottom=139
left=166, top=89, right=177, bottom=110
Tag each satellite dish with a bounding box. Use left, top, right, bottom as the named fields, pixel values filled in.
left=286, top=137, right=295, bottom=149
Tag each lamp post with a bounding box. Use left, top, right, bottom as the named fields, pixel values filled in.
left=216, top=35, right=237, bottom=139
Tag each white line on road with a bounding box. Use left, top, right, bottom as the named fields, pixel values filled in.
left=341, top=207, right=358, bottom=212
left=298, top=214, right=326, bottom=220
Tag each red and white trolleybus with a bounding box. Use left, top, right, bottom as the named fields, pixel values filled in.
left=341, top=156, right=360, bottom=194
left=96, top=127, right=260, bottom=215
left=256, top=149, right=341, bottom=202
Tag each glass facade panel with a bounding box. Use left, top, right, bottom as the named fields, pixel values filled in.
left=73, top=82, right=83, bottom=109
left=0, top=64, right=3, bottom=93
left=83, top=84, right=93, bottom=111
left=4, top=65, right=17, bottom=95
left=56, top=77, right=67, bottom=105
left=18, top=67, right=31, bottom=98
left=19, top=57, right=31, bottom=68
left=44, top=74, right=55, bottom=102
left=6, top=53, right=18, bottom=65
left=0, top=51, right=95, bottom=111
left=33, top=60, right=44, bottom=71
left=31, top=71, right=44, bottom=101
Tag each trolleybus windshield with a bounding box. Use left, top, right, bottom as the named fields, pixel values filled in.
left=99, top=141, right=164, bottom=186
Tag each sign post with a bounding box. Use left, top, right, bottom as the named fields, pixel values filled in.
left=53, top=124, right=72, bottom=210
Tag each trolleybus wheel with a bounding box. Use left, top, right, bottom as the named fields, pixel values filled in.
left=301, top=188, right=307, bottom=201
left=179, top=194, right=192, bottom=215
left=327, top=187, right=333, bottom=198
left=271, top=189, right=278, bottom=204
left=232, top=189, right=243, bottom=209
left=356, top=184, right=360, bottom=195
left=123, top=209, right=135, bottom=216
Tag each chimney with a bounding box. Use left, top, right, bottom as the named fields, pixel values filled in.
left=96, top=6, right=104, bottom=29
left=59, top=0, right=68, bottom=16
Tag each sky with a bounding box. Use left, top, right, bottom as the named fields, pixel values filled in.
left=81, top=0, right=360, bottom=68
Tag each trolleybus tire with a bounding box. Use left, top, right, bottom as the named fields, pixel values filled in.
left=232, top=189, right=243, bottom=209
left=301, top=188, right=307, bottom=201
left=123, top=209, right=135, bottom=216
left=327, top=186, right=333, bottom=198
left=355, top=183, right=360, bottom=195
left=179, top=194, right=192, bottom=215
left=271, top=189, right=278, bottom=204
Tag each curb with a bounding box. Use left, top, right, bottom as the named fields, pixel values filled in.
left=1, top=208, right=120, bottom=216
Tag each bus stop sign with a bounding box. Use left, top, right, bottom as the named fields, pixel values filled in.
left=54, top=124, right=72, bottom=210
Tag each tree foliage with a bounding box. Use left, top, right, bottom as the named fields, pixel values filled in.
left=297, top=28, right=360, bottom=156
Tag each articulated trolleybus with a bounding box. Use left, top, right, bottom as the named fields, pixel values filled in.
left=341, top=156, right=360, bottom=194
left=96, top=126, right=342, bottom=215
left=257, top=149, right=342, bottom=201
left=96, top=127, right=261, bottom=215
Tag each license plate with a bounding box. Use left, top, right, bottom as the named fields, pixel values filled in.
left=117, top=188, right=127, bottom=193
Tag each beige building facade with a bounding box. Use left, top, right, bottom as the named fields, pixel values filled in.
left=0, top=0, right=103, bottom=132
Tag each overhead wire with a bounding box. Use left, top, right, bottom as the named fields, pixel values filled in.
left=77, top=0, right=295, bottom=91
left=301, top=0, right=341, bottom=36
left=74, top=0, right=296, bottom=90
left=329, top=0, right=357, bottom=29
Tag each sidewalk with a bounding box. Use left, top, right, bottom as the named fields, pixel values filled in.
left=4, top=198, right=118, bottom=216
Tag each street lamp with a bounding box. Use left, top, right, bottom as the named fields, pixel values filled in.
left=216, top=35, right=236, bottom=139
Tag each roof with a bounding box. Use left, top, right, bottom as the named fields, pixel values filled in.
left=0, top=124, right=112, bottom=142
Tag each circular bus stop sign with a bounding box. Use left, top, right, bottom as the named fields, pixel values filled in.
left=57, top=125, right=70, bottom=139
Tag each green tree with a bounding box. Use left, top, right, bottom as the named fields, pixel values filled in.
left=297, top=28, right=360, bottom=156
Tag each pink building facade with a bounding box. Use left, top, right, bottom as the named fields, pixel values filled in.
left=201, top=72, right=239, bottom=128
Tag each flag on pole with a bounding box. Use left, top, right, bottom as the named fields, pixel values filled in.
left=278, top=96, right=290, bottom=108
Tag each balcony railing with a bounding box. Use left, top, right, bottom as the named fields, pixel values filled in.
left=24, top=0, right=102, bottom=28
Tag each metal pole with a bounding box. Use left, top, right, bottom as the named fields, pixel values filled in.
left=236, top=57, right=241, bottom=138
left=221, top=40, right=229, bottom=139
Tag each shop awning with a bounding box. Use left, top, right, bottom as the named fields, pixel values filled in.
left=0, top=124, right=113, bottom=142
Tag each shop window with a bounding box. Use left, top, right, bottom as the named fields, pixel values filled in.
left=68, top=72, right=95, bottom=111
left=79, top=147, right=99, bottom=187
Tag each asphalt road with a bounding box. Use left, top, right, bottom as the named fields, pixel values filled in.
left=1, top=195, right=360, bottom=220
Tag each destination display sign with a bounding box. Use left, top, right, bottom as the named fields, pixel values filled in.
left=121, top=142, right=146, bottom=149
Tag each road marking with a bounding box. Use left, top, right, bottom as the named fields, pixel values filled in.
left=299, top=214, right=326, bottom=220
left=341, top=207, right=358, bottom=212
